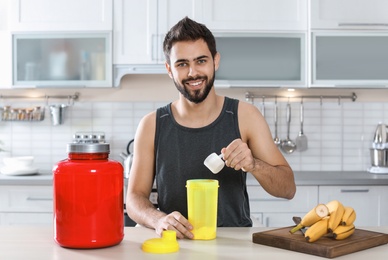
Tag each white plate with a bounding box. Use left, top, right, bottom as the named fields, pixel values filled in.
left=0, top=166, right=39, bottom=176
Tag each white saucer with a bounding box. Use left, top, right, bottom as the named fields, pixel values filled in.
left=367, top=166, right=388, bottom=174
left=0, top=166, right=39, bottom=176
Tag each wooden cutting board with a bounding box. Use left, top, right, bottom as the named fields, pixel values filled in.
left=252, top=227, right=388, bottom=258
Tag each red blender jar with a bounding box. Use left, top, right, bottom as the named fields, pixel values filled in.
left=53, top=132, right=124, bottom=248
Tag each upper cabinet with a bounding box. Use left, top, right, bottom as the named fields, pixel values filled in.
left=195, top=0, right=308, bottom=31
left=6, top=0, right=114, bottom=88
left=113, top=0, right=196, bottom=65
left=311, top=0, right=388, bottom=30
left=9, top=0, right=112, bottom=31
left=0, top=0, right=11, bottom=88
left=215, top=33, right=306, bottom=87
left=310, top=0, right=388, bottom=87
left=113, top=0, right=196, bottom=86
left=13, top=33, right=112, bottom=88
left=113, top=0, right=308, bottom=87
left=311, top=32, right=388, bottom=87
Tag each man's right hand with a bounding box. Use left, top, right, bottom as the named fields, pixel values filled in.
left=155, top=211, right=194, bottom=239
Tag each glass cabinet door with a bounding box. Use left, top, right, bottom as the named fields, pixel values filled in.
left=13, top=33, right=112, bottom=87
left=214, top=33, right=306, bottom=87
left=312, top=32, right=388, bottom=87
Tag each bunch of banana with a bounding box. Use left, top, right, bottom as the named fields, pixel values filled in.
left=289, top=204, right=329, bottom=234
left=290, top=200, right=357, bottom=243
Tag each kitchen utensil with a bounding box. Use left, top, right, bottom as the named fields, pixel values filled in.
left=261, top=96, right=265, bottom=118
left=3, top=156, right=34, bottom=167
left=186, top=179, right=219, bottom=240
left=292, top=216, right=305, bottom=235
left=273, top=99, right=281, bottom=146
left=368, top=123, right=388, bottom=174
left=49, top=104, right=67, bottom=126
left=123, top=139, right=134, bottom=178
left=0, top=166, right=39, bottom=176
left=370, top=148, right=388, bottom=167
left=142, top=230, right=179, bottom=253
left=252, top=227, right=388, bottom=258
left=295, top=99, right=308, bottom=152
left=373, top=122, right=388, bottom=148
left=204, top=153, right=225, bottom=174
left=280, top=103, right=296, bottom=154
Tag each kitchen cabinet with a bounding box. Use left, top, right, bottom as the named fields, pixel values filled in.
left=247, top=185, right=318, bottom=227
left=5, top=0, right=114, bottom=88
left=12, top=33, right=112, bottom=88
left=318, top=185, right=388, bottom=226
left=113, top=0, right=196, bottom=65
left=0, top=0, right=11, bottom=88
left=311, top=32, right=388, bottom=87
left=9, top=0, right=113, bottom=31
left=113, top=0, right=196, bottom=86
left=0, top=185, right=53, bottom=226
left=214, top=33, right=306, bottom=87
left=311, top=0, right=388, bottom=30
left=195, top=0, right=308, bottom=31
left=0, top=31, right=12, bottom=88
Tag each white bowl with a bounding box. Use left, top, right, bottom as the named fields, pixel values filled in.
left=3, top=156, right=34, bottom=167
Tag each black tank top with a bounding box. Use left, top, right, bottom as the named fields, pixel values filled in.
left=154, top=97, right=252, bottom=227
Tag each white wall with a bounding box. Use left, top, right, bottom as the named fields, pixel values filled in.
left=0, top=74, right=387, bottom=173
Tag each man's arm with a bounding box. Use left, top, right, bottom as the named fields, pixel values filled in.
left=125, top=112, right=193, bottom=239
left=221, top=101, right=296, bottom=199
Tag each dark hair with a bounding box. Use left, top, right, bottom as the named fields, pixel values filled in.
left=163, top=17, right=217, bottom=64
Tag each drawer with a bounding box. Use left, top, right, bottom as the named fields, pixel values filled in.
left=0, top=186, right=53, bottom=213
left=248, top=185, right=318, bottom=213
left=0, top=212, right=52, bottom=226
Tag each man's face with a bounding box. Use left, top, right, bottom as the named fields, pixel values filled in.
left=165, top=39, right=220, bottom=104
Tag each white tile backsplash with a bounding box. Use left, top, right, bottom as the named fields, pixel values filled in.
left=0, top=99, right=385, bottom=173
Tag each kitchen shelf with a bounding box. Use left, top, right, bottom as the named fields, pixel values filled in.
left=245, top=92, right=357, bottom=104
left=0, top=92, right=79, bottom=103
left=0, top=92, right=78, bottom=122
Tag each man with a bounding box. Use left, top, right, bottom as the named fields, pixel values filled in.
left=126, top=17, right=296, bottom=239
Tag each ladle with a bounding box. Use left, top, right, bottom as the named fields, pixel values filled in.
left=281, top=102, right=296, bottom=154
left=273, top=98, right=281, bottom=146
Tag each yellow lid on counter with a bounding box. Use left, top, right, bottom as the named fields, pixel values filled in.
left=141, top=230, right=179, bottom=254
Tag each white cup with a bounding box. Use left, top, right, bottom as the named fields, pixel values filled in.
left=204, top=153, right=225, bottom=174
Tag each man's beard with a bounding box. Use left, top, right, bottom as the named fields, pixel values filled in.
left=173, top=72, right=215, bottom=104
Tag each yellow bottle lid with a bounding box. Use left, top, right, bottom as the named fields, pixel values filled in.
left=142, top=230, right=179, bottom=254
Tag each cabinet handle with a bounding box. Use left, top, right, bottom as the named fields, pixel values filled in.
left=36, top=85, right=86, bottom=88
left=340, top=189, right=369, bottom=193
left=338, top=23, right=388, bottom=27
left=251, top=198, right=287, bottom=202
left=334, top=85, right=386, bottom=88
left=26, top=197, right=53, bottom=201
left=151, top=34, right=157, bottom=61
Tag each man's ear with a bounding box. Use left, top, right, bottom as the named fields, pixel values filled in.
left=165, top=62, right=173, bottom=78
left=214, top=52, right=221, bottom=71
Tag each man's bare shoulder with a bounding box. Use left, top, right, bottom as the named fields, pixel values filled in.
left=237, top=100, right=262, bottom=117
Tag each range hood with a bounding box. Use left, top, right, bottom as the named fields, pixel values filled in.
left=114, top=64, right=166, bottom=86
left=114, top=33, right=306, bottom=88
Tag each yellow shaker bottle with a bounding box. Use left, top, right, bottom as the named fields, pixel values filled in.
left=186, top=179, right=219, bottom=240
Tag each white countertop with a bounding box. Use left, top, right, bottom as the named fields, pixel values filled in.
left=1, top=171, right=388, bottom=186
left=0, top=226, right=387, bottom=259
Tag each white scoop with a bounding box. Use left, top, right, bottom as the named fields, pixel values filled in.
left=204, top=153, right=225, bottom=174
